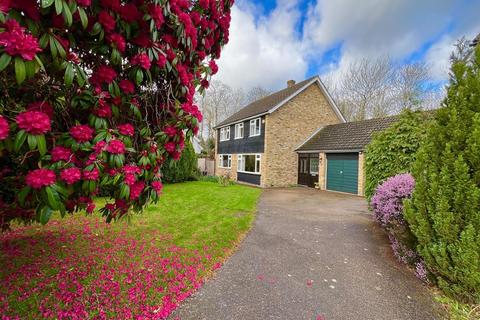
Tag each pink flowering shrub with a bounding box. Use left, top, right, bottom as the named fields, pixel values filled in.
left=0, top=0, right=233, bottom=229
left=371, top=174, right=428, bottom=281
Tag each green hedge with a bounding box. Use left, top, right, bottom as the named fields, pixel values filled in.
left=161, top=140, right=199, bottom=184
left=364, top=110, right=431, bottom=202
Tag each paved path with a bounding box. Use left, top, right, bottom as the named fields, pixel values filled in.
left=171, top=188, right=438, bottom=320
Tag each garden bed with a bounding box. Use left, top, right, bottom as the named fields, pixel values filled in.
left=0, top=181, right=261, bottom=319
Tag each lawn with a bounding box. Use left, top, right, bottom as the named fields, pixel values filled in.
left=0, top=181, right=261, bottom=319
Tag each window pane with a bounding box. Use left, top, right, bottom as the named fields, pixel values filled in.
left=244, top=155, right=255, bottom=172
left=310, top=158, right=319, bottom=174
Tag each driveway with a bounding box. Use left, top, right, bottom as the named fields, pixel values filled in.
left=171, top=188, right=438, bottom=320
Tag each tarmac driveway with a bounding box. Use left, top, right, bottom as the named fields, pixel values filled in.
left=171, top=188, right=438, bottom=320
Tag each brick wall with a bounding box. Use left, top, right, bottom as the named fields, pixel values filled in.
left=264, top=83, right=342, bottom=187
left=215, top=153, right=238, bottom=181
left=357, top=152, right=365, bottom=196
left=318, top=152, right=326, bottom=190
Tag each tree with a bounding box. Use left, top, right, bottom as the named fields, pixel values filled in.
left=404, top=46, right=480, bottom=303
left=326, top=57, right=438, bottom=121
left=244, top=86, right=271, bottom=104
left=161, top=140, right=198, bottom=183
left=364, top=110, right=431, bottom=201
left=0, top=0, right=233, bottom=229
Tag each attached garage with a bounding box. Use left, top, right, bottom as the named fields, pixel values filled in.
left=295, top=117, right=398, bottom=196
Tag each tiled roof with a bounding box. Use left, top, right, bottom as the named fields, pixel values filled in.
left=215, top=76, right=317, bottom=127
left=296, top=116, right=399, bottom=152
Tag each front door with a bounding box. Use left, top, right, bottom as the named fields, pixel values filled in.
left=298, top=153, right=319, bottom=187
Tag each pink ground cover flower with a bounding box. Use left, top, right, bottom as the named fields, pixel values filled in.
left=25, top=168, right=56, bottom=189
left=0, top=115, right=9, bottom=140
left=70, top=125, right=94, bottom=143
left=60, top=167, right=81, bottom=185
left=131, top=53, right=151, bottom=70
left=0, top=19, right=42, bottom=60
left=16, top=110, right=51, bottom=135
left=106, top=140, right=125, bottom=154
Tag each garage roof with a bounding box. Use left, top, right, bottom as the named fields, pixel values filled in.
left=296, top=116, right=399, bottom=152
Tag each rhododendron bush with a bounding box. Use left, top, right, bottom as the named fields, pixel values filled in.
left=0, top=0, right=233, bottom=229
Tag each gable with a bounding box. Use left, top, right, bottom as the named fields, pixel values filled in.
left=214, top=76, right=345, bottom=128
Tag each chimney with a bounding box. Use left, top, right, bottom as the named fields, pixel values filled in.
left=287, top=80, right=296, bottom=87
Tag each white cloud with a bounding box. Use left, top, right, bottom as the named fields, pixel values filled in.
left=214, top=0, right=308, bottom=91
left=214, top=0, right=480, bottom=91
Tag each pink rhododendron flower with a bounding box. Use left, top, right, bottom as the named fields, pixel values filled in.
left=119, top=3, right=142, bottom=22
left=0, top=0, right=10, bottom=13
left=0, top=115, right=9, bottom=140
left=70, top=125, right=94, bottom=143
left=60, top=167, right=82, bottom=185
left=151, top=180, right=163, bottom=194
left=130, top=181, right=144, bottom=199
left=163, top=126, right=177, bottom=137
left=16, top=110, right=51, bottom=135
left=131, top=53, right=151, bottom=70
left=0, top=19, right=41, bottom=60
left=209, top=60, right=218, bottom=74
left=51, top=146, right=72, bottom=162
left=98, top=11, right=116, bottom=32
left=92, top=65, right=117, bottom=84
left=164, top=142, right=176, bottom=154
left=94, top=101, right=112, bottom=118
left=148, top=4, right=164, bottom=28
left=83, top=168, right=100, bottom=180
left=118, top=123, right=134, bottom=136
left=25, top=168, right=56, bottom=189
left=108, top=33, right=126, bottom=52
left=119, top=80, right=134, bottom=94
left=106, top=140, right=125, bottom=154
left=76, top=0, right=91, bottom=6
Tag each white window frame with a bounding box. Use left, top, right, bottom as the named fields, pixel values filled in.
left=219, top=126, right=230, bottom=141
left=234, top=123, right=244, bottom=139
left=218, top=154, right=232, bottom=168
left=309, top=157, right=319, bottom=176
left=249, top=118, right=261, bottom=137
left=237, top=154, right=261, bottom=175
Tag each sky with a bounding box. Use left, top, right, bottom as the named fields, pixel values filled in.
left=214, top=0, right=480, bottom=91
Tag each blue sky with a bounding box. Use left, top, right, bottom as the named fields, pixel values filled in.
left=215, top=0, right=480, bottom=91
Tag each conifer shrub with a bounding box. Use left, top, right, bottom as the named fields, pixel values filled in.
left=161, top=140, right=198, bottom=183
left=404, top=47, right=480, bottom=303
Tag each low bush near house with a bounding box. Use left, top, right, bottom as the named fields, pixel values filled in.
left=371, top=173, right=427, bottom=281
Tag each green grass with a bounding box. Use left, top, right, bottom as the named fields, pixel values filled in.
left=0, top=181, right=262, bottom=318
left=436, top=295, right=480, bottom=320
left=128, top=181, right=261, bottom=250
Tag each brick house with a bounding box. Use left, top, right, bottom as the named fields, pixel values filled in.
left=214, top=75, right=401, bottom=195
left=214, top=76, right=345, bottom=188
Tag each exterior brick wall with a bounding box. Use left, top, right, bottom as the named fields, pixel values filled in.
left=318, top=152, right=326, bottom=190
left=264, top=83, right=342, bottom=187
left=357, top=152, right=365, bottom=196
left=215, top=153, right=238, bottom=181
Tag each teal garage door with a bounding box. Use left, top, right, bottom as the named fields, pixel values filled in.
left=326, top=153, right=359, bottom=194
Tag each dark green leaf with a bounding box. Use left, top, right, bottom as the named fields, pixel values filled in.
left=14, top=130, right=27, bottom=152
left=78, top=7, right=88, bottom=29
left=37, top=134, right=47, bottom=155
left=39, top=206, right=53, bottom=225
left=27, top=134, right=37, bottom=150
left=64, top=63, right=74, bottom=87
left=14, top=57, right=26, bottom=84
left=41, top=0, right=55, bottom=8
left=62, top=1, right=72, bottom=26
left=18, top=186, right=31, bottom=206
left=54, top=0, right=63, bottom=15
left=0, top=53, right=11, bottom=72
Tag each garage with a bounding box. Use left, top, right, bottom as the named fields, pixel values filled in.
left=326, top=153, right=359, bottom=194
left=295, top=117, right=398, bottom=196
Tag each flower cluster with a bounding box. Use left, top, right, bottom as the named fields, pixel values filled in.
left=0, top=19, right=42, bottom=60
left=0, top=0, right=233, bottom=228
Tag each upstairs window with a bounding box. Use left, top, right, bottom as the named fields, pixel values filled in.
left=235, top=123, right=244, bottom=139
left=238, top=154, right=261, bottom=174
left=249, top=118, right=261, bottom=137
left=219, top=126, right=230, bottom=141
left=219, top=154, right=232, bottom=168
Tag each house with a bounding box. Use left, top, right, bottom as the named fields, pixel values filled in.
left=214, top=76, right=346, bottom=187
left=295, top=117, right=398, bottom=195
